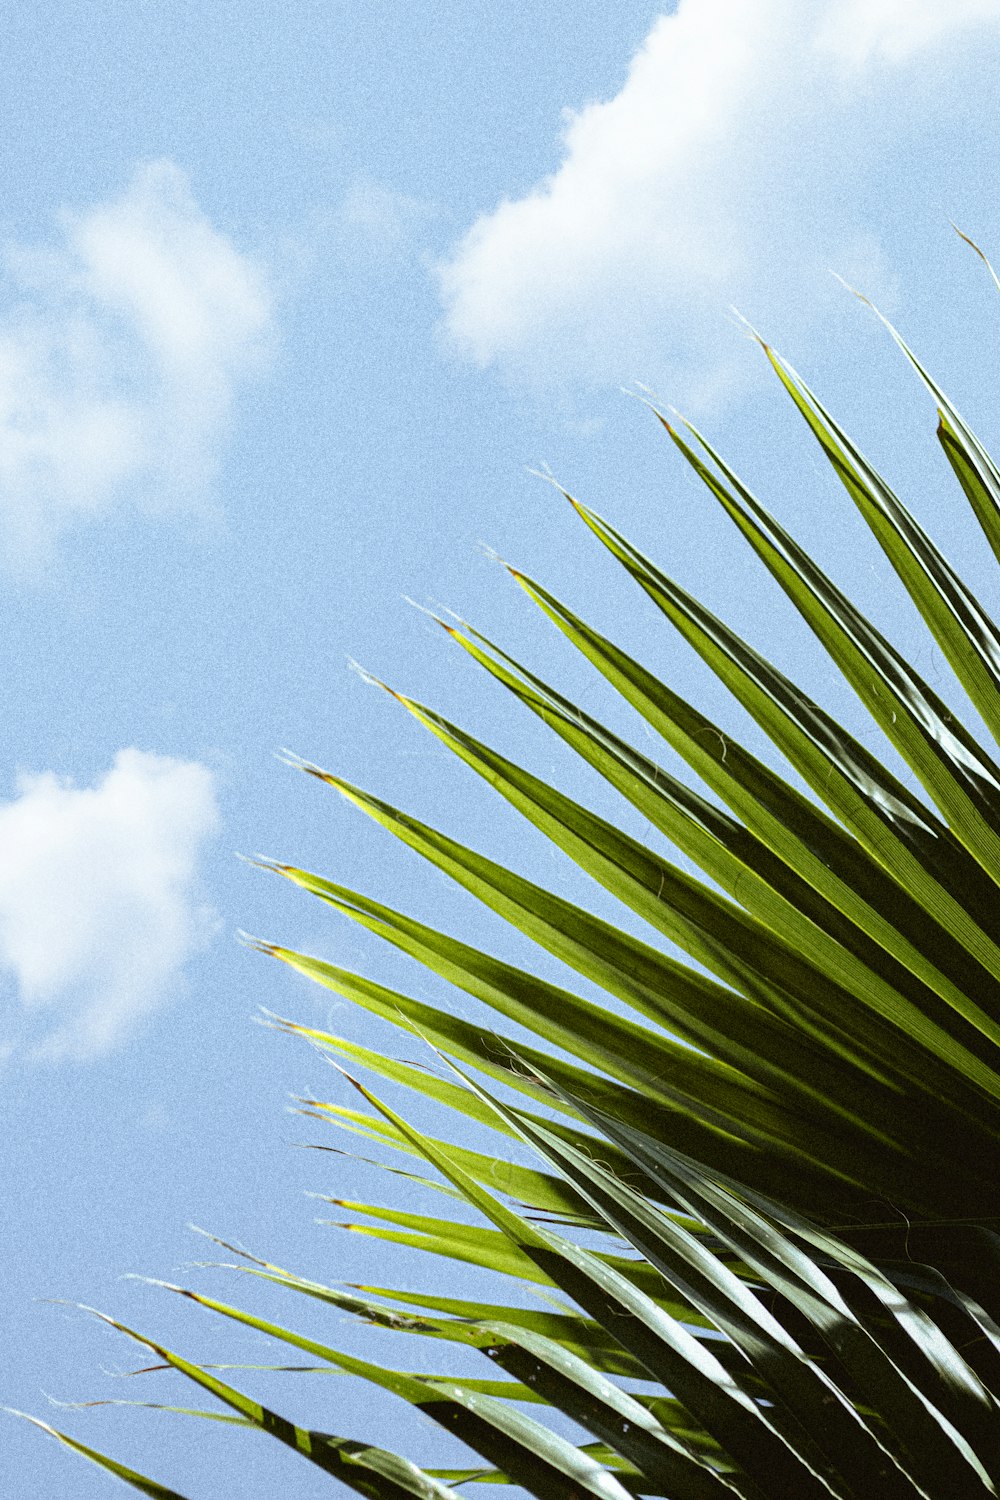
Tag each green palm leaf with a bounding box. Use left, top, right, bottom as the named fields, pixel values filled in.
left=30, top=308, right=1000, bottom=1498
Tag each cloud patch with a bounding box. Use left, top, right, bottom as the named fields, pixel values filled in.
left=816, top=0, right=1000, bottom=64
left=339, top=176, right=435, bottom=255
left=438, top=0, right=1000, bottom=397
left=0, top=749, right=219, bottom=1061
left=0, top=160, right=271, bottom=561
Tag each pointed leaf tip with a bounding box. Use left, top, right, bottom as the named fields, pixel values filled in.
left=239, top=934, right=278, bottom=957
left=829, top=269, right=873, bottom=307
left=951, top=220, right=1000, bottom=292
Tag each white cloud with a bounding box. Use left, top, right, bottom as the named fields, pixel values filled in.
left=0, top=160, right=271, bottom=561
left=817, top=0, right=1000, bottom=64
left=0, top=749, right=219, bottom=1061
left=438, top=0, right=1000, bottom=395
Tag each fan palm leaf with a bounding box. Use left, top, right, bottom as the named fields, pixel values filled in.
left=26, top=305, right=1000, bottom=1498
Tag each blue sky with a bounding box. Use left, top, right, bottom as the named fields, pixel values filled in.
left=5, top=1, right=1000, bottom=1494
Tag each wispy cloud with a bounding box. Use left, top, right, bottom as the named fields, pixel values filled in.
left=0, top=749, right=220, bottom=1061
left=438, top=0, right=1000, bottom=397
left=339, top=176, right=435, bottom=256
left=816, top=0, right=1000, bottom=64
left=0, top=160, right=271, bottom=562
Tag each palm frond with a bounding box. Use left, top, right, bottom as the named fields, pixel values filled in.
left=28, top=312, right=1000, bottom=1498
